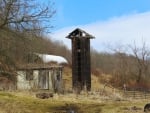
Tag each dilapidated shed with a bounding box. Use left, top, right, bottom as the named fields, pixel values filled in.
left=17, top=64, right=63, bottom=93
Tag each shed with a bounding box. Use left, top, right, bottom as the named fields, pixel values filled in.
left=17, top=64, right=63, bottom=93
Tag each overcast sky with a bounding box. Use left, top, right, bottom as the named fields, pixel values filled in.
left=49, top=0, right=150, bottom=52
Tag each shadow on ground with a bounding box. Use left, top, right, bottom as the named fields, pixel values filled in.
left=50, top=103, right=103, bottom=113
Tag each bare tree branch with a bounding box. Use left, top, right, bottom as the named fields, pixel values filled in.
left=129, top=40, right=150, bottom=83
left=0, top=0, right=55, bottom=34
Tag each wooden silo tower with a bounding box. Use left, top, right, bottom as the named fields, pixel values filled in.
left=66, top=28, right=94, bottom=91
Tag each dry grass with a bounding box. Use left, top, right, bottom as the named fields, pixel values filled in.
left=62, top=67, right=115, bottom=92
left=0, top=68, right=146, bottom=113
left=0, top=91, right=147, bottom=113
left=63, top=67, right=72, bottom=91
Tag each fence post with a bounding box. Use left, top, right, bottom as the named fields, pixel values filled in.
left=145, top=91, right=146, bottom=99
left=133, top=90, right=135, bottom=99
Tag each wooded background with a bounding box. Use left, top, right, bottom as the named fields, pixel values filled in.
left=1, top=0, right=150, bottom=90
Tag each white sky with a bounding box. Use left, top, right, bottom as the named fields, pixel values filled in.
left=50, top=11, right=150, bottom=52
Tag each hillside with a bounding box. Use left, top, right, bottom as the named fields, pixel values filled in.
left=1, top=28, right=150, bottom=90
left=0, top=29, right=70, bottom=65
left=0, top=28, right=71, bottom=88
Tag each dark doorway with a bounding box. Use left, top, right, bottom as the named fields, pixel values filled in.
left=38, top=70, right=49, bottom=89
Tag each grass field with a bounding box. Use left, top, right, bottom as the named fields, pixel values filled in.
left=0, top=91, right=148, bottom=113
left=0, top=68, right=147, bottom=113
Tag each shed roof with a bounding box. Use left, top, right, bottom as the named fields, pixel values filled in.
left=66, top=28, right=95, bottom=39
left=17, top=64, right=63, bottom=70
left=36, top=54, right=68, bottom=64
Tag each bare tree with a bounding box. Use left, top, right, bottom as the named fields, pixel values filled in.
left=0, top=0, right=55, bottom=34
left=129, top=41, right=150, bottom=83
left=108, top=45, right=130, bottom=86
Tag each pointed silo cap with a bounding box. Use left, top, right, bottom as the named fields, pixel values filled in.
left=66, top=28, right=95, bottom=39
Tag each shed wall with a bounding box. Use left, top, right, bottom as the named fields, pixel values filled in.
left=17, top=69, right=63, bottom=92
